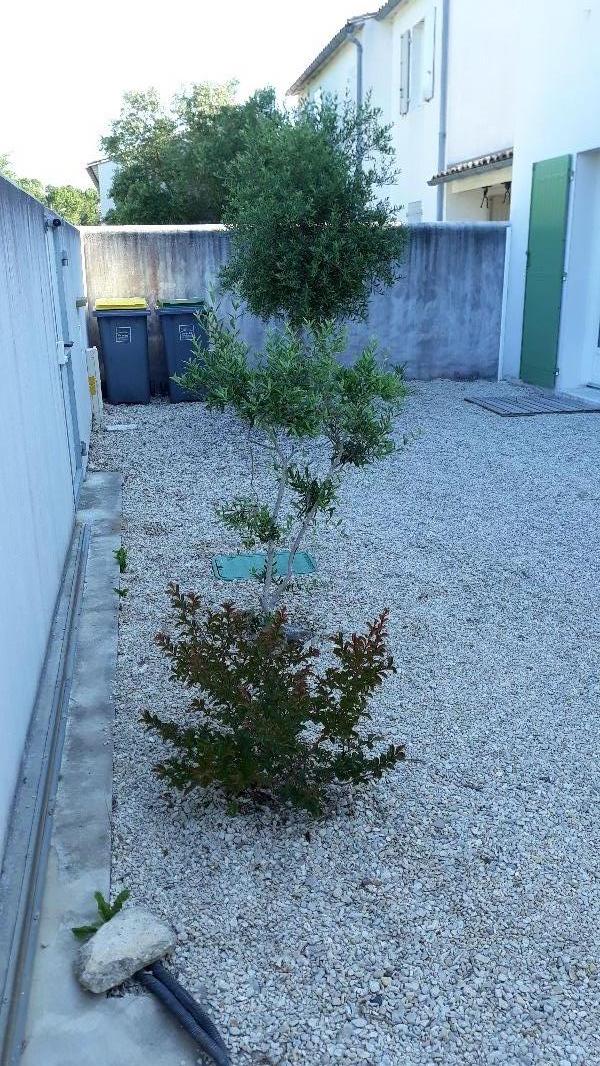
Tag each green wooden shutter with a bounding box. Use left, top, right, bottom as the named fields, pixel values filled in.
left=520, top=155, right=571, bottom=388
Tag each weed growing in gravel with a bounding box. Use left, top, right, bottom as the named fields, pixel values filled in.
left=114, top=546, right=128, bottom=573
left=142, top=583, right=404, bottom=815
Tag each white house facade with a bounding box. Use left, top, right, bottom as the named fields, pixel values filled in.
left=288, top=0, right=518, bottom=223
left=500, top=0, right=600, bottom=396
left=86, top=158, right=118, bottom=221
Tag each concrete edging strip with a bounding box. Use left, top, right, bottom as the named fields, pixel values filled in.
left=20, top=471, right=199, bottom=1066
left=0, top=523, right=91, bottom=1065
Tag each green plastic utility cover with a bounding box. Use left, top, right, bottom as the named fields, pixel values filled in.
left=212, top=551, right=317, bottom=581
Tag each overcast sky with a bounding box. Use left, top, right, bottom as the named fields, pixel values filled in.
left=0, top=0, right=360, bottom=188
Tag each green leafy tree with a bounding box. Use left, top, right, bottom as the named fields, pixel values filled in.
left=0, top=153, right=99, bottom=224
left=222, top=94, right=406, bottom=329
left=101, top=84, right=276, bottom=224
left=45, top=185, right=99, bottom=225
left=143, top=585, right=404, bottom=814
left=179, top=305, right=406, bottom=617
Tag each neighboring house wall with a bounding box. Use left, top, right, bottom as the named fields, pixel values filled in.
left=87, top=160, right=118, bottom=221
left=442, top=0, right=519, bottom=221
left=82, top=222, right=507, bottom=388
left=501, top=0, right=600, bottom=391
left=444, top=0, right=517, bottom=165
left=291, top=0, right=519, bottom=222
left=301, top=2, right=441, bottom=220
left=305, top=38, right=359, bottom=103
left=97, top=161, right=118, bottom=220
left=387, top=0, right=441, bottom=219
left=0, top=177, right=91, bottom=854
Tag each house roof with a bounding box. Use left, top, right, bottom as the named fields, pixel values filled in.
left=428, top=148, right=514, bottom=186
left=288, top=2, right=411, bottom=95
left=86, top=159, right=111, bottom=190
left=373, top=0, right=407, bottom=17
left=287, top=14, right=372, bottom=95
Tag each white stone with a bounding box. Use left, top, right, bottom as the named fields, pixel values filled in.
left=76, top=906, right=176, bottom=993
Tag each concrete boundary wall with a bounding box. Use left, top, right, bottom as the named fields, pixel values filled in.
left=82, top=222, right=508, bottom=391
left=0, top=177, right=92, bottom=856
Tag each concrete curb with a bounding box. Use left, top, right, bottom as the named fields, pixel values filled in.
left=21, top=472, right=198, bottom=1066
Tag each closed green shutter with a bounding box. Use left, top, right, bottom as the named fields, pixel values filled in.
left=520, top=155, right=571, bottom=388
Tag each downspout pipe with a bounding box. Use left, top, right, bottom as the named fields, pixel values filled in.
left=437, top=0, right=450, bottom=220
left=347, top=29, right=364, bottom=159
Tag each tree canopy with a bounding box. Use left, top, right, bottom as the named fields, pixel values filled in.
left=0, top=154, right=99, bottom=225
left=101, top=83, right=277, bottom=224
left=221, top=95, right=406, bottom=328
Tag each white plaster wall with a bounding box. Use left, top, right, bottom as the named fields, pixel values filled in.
left=0, top=177, right=91, bottom=854
left=500, top=0, right=600, bottom=382
left=302, top=2, right=441, bottom=220
left=445, top=0, right=519, bottom=166
left=361, top=17, right=393, bottom=126
left=97, top=160, right=118, bottom=221
left=558, top=150, right=600, bottom=390
left=305, top=39, right=360, bottom=105
left=387, top=0, right=442, bottom=220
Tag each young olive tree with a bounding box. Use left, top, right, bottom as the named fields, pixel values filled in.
left=178, top=307, right=406, bottom=617
left=178, top=94, right=408, bottom=618
left=221, top=95, right=406, bottom=328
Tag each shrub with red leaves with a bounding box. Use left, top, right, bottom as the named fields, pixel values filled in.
left=143, top=583, right=405, bottom=814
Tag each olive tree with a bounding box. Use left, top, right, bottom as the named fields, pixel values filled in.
left=179, top=307, right=406, bottom=617
left=179, top=94, right=408, bottom=618
left=221, top=95, right=406, bottom=328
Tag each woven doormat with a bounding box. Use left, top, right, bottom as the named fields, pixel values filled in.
left=465, top=393, right=600, bottom=417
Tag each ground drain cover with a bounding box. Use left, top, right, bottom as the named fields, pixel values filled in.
left=465, top=393, right=600, bottom=417
left=212, top=551, right=317, bottom=581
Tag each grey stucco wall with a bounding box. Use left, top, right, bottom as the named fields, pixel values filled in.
left=82, top=223, right=508, bottom=392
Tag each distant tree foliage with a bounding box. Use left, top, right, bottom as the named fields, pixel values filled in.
left=101, top=83, right=277, bottom=224
left=45, top=185, right=99, bottom=225
left=0, top=154, right=99, bottom=225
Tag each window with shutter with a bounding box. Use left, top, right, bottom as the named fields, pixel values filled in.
left=399, top=30, right=410, bottom=114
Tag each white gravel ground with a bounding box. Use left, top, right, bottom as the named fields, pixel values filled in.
left=90, top=380, right=600, bottom=1066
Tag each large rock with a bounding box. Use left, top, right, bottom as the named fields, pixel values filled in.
left=76, top=906, right=176, bottom=993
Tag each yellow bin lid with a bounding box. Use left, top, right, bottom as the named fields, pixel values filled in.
left=95, top=297, right=148, bottom=311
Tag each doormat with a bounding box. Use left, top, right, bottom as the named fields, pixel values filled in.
left=465, top=393, right=600, bottom=417
left=212, top=551, right=317, bottom=581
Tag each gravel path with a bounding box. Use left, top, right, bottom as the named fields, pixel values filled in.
left=90, top=381, right=600, bottom=1066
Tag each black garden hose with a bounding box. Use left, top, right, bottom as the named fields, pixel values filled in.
left=150, top=960, right=229, bottom=1054
left=135, top=969, right=231, bottom=1066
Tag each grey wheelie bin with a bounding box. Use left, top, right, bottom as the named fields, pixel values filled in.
left=156, top=299, right=207, bottom=402
left=93, top=298, right=151, bottom=404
